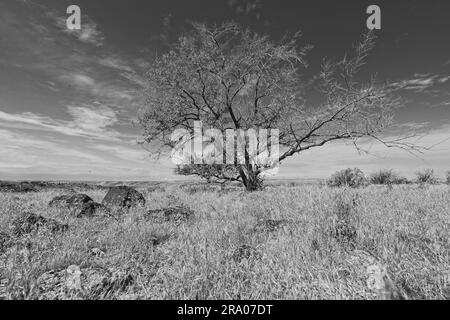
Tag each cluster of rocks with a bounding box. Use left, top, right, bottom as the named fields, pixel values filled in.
left=0, top=187, right=147, bottom=255
left=48, top=186, right=146, bottom=218
left=2, top=264, right=134, bottom=300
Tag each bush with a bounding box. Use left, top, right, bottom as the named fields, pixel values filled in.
left=415, top=169, right=438, bottom=185
left=446, top=171, right=450, bottom=184
left=327, top=168, right=368, bottom=188
left=370, top=169, right=409, bottom=185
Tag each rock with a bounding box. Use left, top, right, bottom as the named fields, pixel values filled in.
left=232, top=245, right=262, bottom=263
left=49, top=194, right=110, bottom=218
left=74, top=202, right=111, bottom=218
left=346, top=250, right=407, bottom=300
left=35, top=265, right=133, bottom=299
left=253, top=219, right=289, bottom=233
left=9, top=212, right=68, bottom=237
left=146, top=206, right=194, bottom=222
left=49, top=194, right=93, bottom=208
left=102, top=186, right=145, bottom=210
left=65, top=265, right=82, bottom=292
left=149, top=234, right=170, bottom=246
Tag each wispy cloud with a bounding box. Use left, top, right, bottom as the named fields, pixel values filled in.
left=91, top=144, right=148, bottom=162
left=59, top=72, right=135, bottom=102
left=97, top=56, right=135, bottom=73
left=228, top=0, right=262, bottom=18
left=0, top=128, right=109, bottom=166
left=0, top=128, right=172, bottom=180
left=67, top=104, right=119, bottom=133
left=53, top=13, right=104, bottom=47
left=0, top=104, right=122, bottom=141
left=390, top=73, right=450, bottom=92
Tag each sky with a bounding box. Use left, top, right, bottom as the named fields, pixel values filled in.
left=0, top=0, right=449, bottom=181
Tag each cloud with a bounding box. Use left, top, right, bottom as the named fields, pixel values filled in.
left=62, top=73, right=96, bottom=87
left=66, top=104, right=118, bottom=133
left=0, top=128, right=109, bottom=166
left=59, top=72, right=135, bottom=101
left=91, top=144, right=148, bottom=162
left=390, top=73, right=450, bottom=92
left=0, top=104, right=122, bottom=141
left=438, top=76, right=450, bottom=84
left=0, top=128, right=172, bottom=180
left=54, top=13, right=104, bottom=47
left=97, top=56, right=135, bottom=73
left=228, top=0, right=262, bottom=19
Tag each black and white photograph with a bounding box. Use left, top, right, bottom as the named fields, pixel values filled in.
left=0, top=0, right=449, bottom=305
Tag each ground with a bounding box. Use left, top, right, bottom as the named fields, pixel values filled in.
left=0, top=182, right=449, bottom=299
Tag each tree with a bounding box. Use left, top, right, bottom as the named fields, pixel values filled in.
left=138, top=22, right=422, bottom=191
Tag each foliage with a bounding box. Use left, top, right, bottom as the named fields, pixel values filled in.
left=327, top=168, right=368, bottom=188
left=415, top=169, right=439, bottom=185
left=370, top=169, right=409, bottom=185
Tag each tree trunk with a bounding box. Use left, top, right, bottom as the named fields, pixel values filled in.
left=239, top=166, right=263, bottom=191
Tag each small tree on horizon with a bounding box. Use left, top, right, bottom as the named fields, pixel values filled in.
left=138, top=21, right=425, bottom=191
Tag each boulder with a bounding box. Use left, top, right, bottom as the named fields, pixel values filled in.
left=9, top=212, right=68, bottom=237
left=73, top=202, right=111, bottom=218
left=49, top=194, right=110, bottom=218
left=36, top=265, right=133, bottom=299
left=49, top=194, right=93, bottom=209
left=102, top=186, right=145, bottom=210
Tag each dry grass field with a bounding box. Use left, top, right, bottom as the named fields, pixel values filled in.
left=0, top=182, right=449, bottom=300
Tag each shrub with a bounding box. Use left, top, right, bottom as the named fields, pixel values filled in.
left=327, top=168, right=368, bottom=188
left=446, top=171, right=450, bottom=184
left=370, top=169, right=409, bottom=185
left=415, top=169, right=438, bottom=185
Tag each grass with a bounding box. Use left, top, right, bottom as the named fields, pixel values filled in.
left=0, top=183, right=449, bottom=300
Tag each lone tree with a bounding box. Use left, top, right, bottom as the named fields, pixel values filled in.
left=138, top=22, right=422, bottom=191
